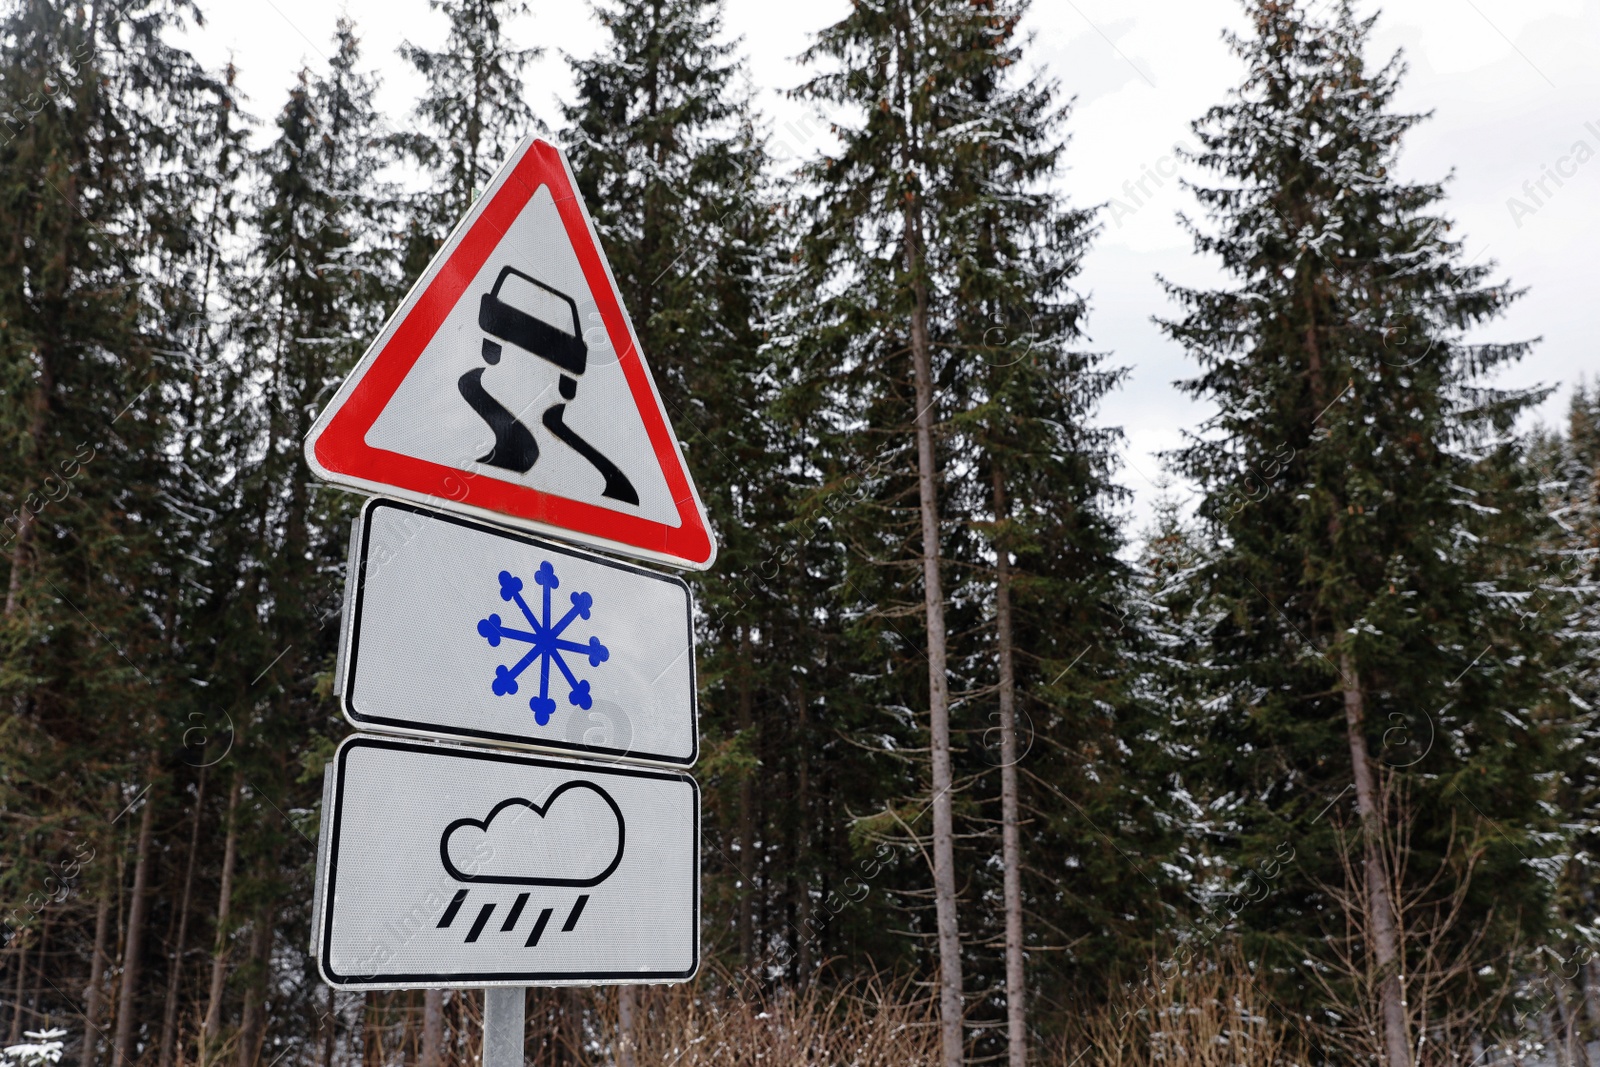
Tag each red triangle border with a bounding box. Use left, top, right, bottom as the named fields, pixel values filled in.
left=306, top=140, right=715, bottom=569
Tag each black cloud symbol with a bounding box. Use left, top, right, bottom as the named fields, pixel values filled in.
left=439, top=782, right=626, bottom=887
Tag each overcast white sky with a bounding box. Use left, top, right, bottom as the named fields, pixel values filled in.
left=181, top=0, right=1600, bottom=535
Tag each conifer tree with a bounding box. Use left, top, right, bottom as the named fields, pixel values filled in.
left=205, top=24, right=396, bottom=1066
left=1533, top=385, right=1600, bottom=1049
left=558, top=0, right=788, bottom=985
left=789, top=6, right=981, bottom=1057
left=786, top=0, right=1152, bottom=1055
left=1162, top=1, right=1571, bottom=1058
left=930, top=2, right=1162, bottom=1058
left=0, top=2, right=236, bottom=1062
left=399, top=0, right=540, bottom=268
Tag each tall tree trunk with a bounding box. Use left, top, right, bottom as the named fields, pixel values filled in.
left=158, top=771, right=206, bottom=1067
left=418, top=991, right=441, bottom=1067
left=5, top=507, right=34, bottom=617
left=30, top=914, right=50, bottom=1029
left=113, top=781, right=158, bottom=1067
left=9, top=937, right=27, bottom=1044
left=1585, top=958, right=1600, bottom=1030
left=736, top=626, right=755, bottom=965
left=795, top=676, right=813, bottom=981
left=201, top=777, right=240, bottom=1067
left=235, top=902, right=275, bottom=1067
left=898, top=15, right=963, bottom=1049
left=992, top=468, right=1027, bottom=1067
left=109, top=851, right=126, bottom=1054
left=905, top=157, right=964, bottom=1067
left=616, top=986, right=636, bottom=1067
left=1340, top=653, right=1409, bottom=1067
left=82, top=895, right=113, bottom=1067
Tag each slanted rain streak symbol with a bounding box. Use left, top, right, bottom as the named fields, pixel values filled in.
left=436, top=887, right=590, bottom=946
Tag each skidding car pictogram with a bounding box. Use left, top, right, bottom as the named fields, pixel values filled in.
left=459, top=266, right=640, bottom=505
left=302, top=137, right=716, bottom=570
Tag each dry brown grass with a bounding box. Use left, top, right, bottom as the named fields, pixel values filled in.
left=601, top=975, right=942, bottom=1067
left=1054, top=952, right=1304, bottom=1067
left=415, top=958, right=1297, bottom=1067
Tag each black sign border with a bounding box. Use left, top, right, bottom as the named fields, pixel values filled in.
left=318, top=735, right=700, bottom=988
left=341, top=497, right=698, bottom=767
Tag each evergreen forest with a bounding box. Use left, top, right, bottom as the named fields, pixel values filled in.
left=1, top=1, right=1596, bottom=1065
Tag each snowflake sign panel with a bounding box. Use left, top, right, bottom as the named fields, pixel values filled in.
left=338, top=498, right=696, bottom=766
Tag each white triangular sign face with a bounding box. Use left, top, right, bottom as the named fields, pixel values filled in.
left=304, top=138, right=716, bottom=570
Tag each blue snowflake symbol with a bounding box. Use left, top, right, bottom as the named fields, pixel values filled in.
left=474, top=561, right=609, bottom=726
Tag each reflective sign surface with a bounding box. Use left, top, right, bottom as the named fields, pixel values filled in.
left=315, top=736, right=698, bottom=989
left=338, top=499, right=696, bottom=766
left=303, top=137, right=716, bottom=569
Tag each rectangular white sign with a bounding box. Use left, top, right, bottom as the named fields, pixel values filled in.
left=314, top=736, right=698, bottom=989
left=337, top=499, right=696, bottom=765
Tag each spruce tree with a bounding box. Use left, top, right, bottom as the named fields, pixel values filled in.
left=0, top=2, right=244, bottom=1062
left=399, top=0, right=540, bottom=270
left=558, top=0, right=789, bottom=985
left=784, top=5, right=1147, bottom=1056
left=1533, top=385, right=1600, bottom=1049
left=202, top=23, right=397, bottom=1066
left=930, top=3, right=1175, bottom=1058
left=786, top=0, right=1156, bottom=1055
left=1162, top=1, right=1571, bottom=1057
left=789, top=6, right=983, bottom=1057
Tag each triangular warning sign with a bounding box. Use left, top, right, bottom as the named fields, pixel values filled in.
left=305, top=138, right=716, bottom=570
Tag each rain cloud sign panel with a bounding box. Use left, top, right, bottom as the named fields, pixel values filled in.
left=338, top=499, right=696, bottom=765
left=316, top=736, right=698, bottom=989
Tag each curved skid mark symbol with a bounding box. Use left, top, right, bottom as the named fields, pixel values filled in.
left=458, top=367, right=538, bottom=472
left=542, top=403, right=640, bottom=505
left=439, top=782, right=626, bottom=887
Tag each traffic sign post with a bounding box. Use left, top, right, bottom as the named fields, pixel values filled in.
left=338, top=498, right=697, bottom=765
left=304, top=137, right=712, bottom=1063
left=312, top=735, right=699, bottom=989
left=483, top=988, right=524, bottom=1067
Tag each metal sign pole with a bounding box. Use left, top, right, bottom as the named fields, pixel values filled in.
left=482, top=987, right=524, bottom=1067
